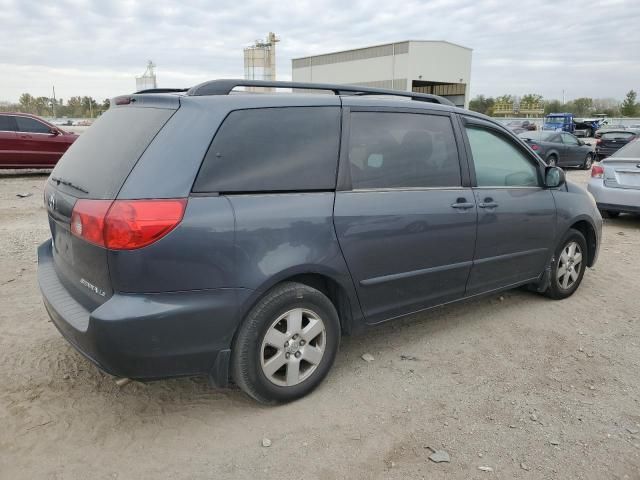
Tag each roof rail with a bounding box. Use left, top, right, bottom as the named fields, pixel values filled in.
left=134, top=88, right=189, bottom=94
left=186, top=79, right=456, bottom=106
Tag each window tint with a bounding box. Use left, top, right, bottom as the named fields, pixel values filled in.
left=16, top=116, right=50, bottom=134
left=51, top=106, right=175, bottom=199
left=466, top=126, right=539, bottom=187
left=0, top=115, right=15, bottom=131
left=194, top=107, right=340, bottom=193
left=561, top=133, right=578, bottom=145
left=348, top=112, right=460, bottom=189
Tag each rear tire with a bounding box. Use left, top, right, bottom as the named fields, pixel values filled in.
left=231, top=282, right=341, bottom=404
left=544, top=229, right=588, bottom=300
left=582, top=153, right=594, bottom=170
left=546, top=154, right=558, bottom=167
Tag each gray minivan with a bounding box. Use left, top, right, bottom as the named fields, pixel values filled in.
left=38, top=80, right=602, bottom=403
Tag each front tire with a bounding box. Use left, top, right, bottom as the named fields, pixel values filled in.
left=231, top=282, right=341, bottom=404
left=582, top=153, right=594, bottom=170
left=545, top=229, right=588, bottom=300
left=547, top=154, right=558, bottom=167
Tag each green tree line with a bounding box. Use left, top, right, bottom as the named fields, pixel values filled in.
left=469, top=90, right=639, bottom=117
left=0, top=93, right=110, bottom=118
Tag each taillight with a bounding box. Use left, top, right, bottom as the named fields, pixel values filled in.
left=530, top=143, right=540, bottom=151
left=596, top=139, right=602, bottom=145
left=591, top=165, right=604, bottom=178
left=70, top=200, right=112, bottom=247
left=70, top=199, right=187, bottom=250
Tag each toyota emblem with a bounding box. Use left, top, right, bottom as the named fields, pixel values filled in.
left=48, top=193, right=56, bottom=210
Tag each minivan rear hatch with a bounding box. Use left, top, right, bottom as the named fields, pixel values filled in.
left=44, top=96, right=178, bottom=310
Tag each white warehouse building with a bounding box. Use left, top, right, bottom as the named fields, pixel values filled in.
left=292, top=40, right=472, bottom=108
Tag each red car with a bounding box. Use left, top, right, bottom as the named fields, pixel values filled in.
left=0, top=113, right=78, bottom=168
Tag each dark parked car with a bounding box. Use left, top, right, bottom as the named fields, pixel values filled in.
left=596, top=130, right=638, bottom=158
left=0, top=113, right=78, bottom=168
left=38, top=80, right=602, bottom=404
left=518, top=130, right=595, bottom=169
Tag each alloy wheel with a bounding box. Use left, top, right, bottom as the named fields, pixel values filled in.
left=260, top=308, right=326, bottom=387
left=556, top=241, right=583, bottom=290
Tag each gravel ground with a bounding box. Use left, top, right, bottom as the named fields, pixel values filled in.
left=0, top=168, right=639, bottom=480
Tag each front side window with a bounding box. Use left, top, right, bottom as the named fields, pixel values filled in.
left=16, top=116, right=50, bottom=134
left=465, top=126, right=540, bottom=187
left=193, top=107, right=340, bottom=193
left=561, top=133, right=579, bottom=145
left=348, top=112, right=461, bottom=189
left=0, top=115, right=15, bottom=131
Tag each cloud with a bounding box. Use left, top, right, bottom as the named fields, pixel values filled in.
left=0, top=0, right=638, bottom=102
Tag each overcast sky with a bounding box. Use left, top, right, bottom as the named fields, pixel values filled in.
left=1, top=0, right=638, bottom=103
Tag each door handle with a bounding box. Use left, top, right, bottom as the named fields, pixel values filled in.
left=478, top=201, right=498, bottom=208
left=451, top=200, right=474, bottom=210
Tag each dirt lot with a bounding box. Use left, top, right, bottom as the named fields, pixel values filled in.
left=1, top=169, right=639, bottom=480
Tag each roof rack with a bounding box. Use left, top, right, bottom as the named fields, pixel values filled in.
left=134, top=88, right=189, bottom=94
left=185, top=79, right=455, bottom=106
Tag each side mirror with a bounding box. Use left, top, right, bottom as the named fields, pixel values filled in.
left=545, top=166, right=565, bottom=188
left=49, top=128, right=60, bottom=136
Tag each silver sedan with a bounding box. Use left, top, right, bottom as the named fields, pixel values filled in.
left=588, top=138, right=640, bottom=217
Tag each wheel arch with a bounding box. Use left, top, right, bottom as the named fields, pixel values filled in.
left=236, top=267, right=365, bottom=339
left=567, top=218, right=598, bottom=267
left=545, top=150, right=560, bottom=162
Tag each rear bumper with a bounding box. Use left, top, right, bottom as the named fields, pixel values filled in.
left=587, top=179, right=640, bottom=212
left=596, top=147, right=622, bottom=157
left=37, top=240, right=249, bottom=385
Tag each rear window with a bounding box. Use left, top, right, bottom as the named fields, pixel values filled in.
left=51, top=107, right=175, bottom=199
left=610, top=138, right=640, bottom=158
left=518, top=131, right=556, bottom=142
left=601, top=132, right=635, bottom=140
left=193, top=107, right=340, bottom=193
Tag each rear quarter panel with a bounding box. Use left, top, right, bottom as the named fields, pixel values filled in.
left=229, top=193, right=364, bottom=328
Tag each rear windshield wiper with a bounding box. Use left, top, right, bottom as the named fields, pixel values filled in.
left=50, top=176, right=89, bottom=194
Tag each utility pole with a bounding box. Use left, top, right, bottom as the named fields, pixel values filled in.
left=52, top=86, right=56, bottom=118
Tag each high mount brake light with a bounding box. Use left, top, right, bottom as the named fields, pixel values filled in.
left=70, top=199, right=187, bottom=250
left=114, top=96, right=136, bottom=105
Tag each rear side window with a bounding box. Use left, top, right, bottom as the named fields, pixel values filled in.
left=51, top=107, right=175, bottom=199
left=193, top=107, right=340, bottom=193
left=465, top=126, right=539, bottom=187
left=16, top=116, right=50, bottom=133
left=0, top=115, right=15, bottom=131
left=348, top=112, right=461, bottom=189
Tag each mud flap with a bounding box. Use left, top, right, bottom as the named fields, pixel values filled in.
left=208, top=349, right=231, bottom=388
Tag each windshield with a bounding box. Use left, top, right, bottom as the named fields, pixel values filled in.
left=545, top=118, right=564, bottom=124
